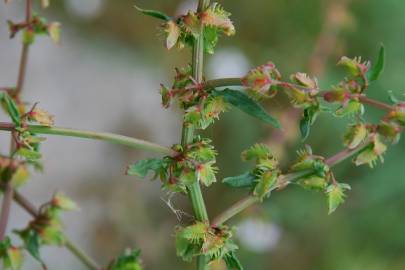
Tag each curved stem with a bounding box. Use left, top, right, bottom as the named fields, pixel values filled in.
left=12, top=190, right=100, bottom=270
left=0, top=123, right=173, bottom=155
left=211, top=141, right=374, bottom=227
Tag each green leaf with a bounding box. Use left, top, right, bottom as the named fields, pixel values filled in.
left=300, top=105, right=320, bottom=140
left=223, top=172, right=256, bottom=188
left=0, top=92, right=21, bottom=126
left=134, top=5, right=171, bottom=21
left=108, top=249, right=143, bottom=270
left=197, top=163, right=217, bottom=187
left=241, top=144, right=272, bottom=162
left=367, top=45, right=385, bottom=82
left=253, top=170, right=278, bottom=201
left=6, top=247, right=23, bottom=270
left=212, top=89, right=281, bottom=128
left=326, top=183, right=351, bottom=214
left=16, top=148, right=42, bottom=160
left=204, top=27, right=219, bottom=54
left=127, top=158, right=163, bottom=178
left=53, top=193, right=79, bottom=211
left=17, top=230, right=44, bottom=266
left=10, top=165, right=30, bottom=189
left=224, top=251, right=244, bottom=270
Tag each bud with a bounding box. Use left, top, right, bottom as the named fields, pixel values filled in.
left=28, top=108, right=54, bottom=126
left=163, top=20, right=180, bottom=50
left=377, top=121, right=401, bottom=143
left=326, top=182, right=351, bottom=214
left=354, top=135, right=387, bottom=168
left=343, top=123, right=368, bottom=149
left=290, top=72, right=318, bottom=90
left=298, top=175, right=327, bottom=191
left=201, top=3, right=235, bottom=36
left=323, top=88, right=350, bottom=103
left=48, top=22, right=61, bottom=44
left=22, top=29, right=35, bottom=45
left=338, top=56, right=370, bottom=77
left=181, top=11, right=200, bottom=37
left=160, top=84, right=172, bottom=108
left=242, top=62, right=281, bottom=100
left=52, top=193, right=79, bottom=211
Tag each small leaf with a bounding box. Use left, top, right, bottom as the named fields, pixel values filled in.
left=197, top=163, right=217, bottom=187
left=223, top=172, right=256, bottom=188
left=48, top=22, right=61, bottom=44
left=253, top=170, right=278, bottom=201
left=52, top=193, right=79, bottom=211
left=163, top=21, right=180, bottom=50
left=127, top=158, right=163, bottom=178
left=28, top=107, right=55, bottom=126
left=18, top=230, right=43, bottom=265
left=22, top=29, right=35, bottom=45
left=343, top=123, right=368, bottom=149
left=213, top=89, right=281, bottom=128
left=367, top=45, right=385, bottom=82
left=16, top=148, right=41, bottom=160
left=7, top=247, right=23, bottom=270
left=326, top=183, right=351, bottom=214
left=224, top=251, right=244, bottom=270
left=134, top=5, right=171, bottom=21
left=11, top=165, right=30, bottom=189
left=108, top=249, right=143, bottom=270
left=0, top=92, right=21, bottom=126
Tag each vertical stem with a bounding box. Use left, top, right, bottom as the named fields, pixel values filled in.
left=182, top=1, right=210, bottom=269
left=16, top=0, right=32, bottom=95
left=0, top=0, right=33, bottom=242
left=0, top=182, right=13, bottom=240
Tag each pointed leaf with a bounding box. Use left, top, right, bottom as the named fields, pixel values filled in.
left=326, top=183, right=351, bottom=214
left=127, top=158, right=163, bottom=178
left=367, top=45, right=385, bottom=82
left=0, top=92, right=21, bottom=126
left=213, top=89, right=281, bottom=128
left=134, top=5, right=171, bottom=21
left=223, top=172, right=256, bottom=188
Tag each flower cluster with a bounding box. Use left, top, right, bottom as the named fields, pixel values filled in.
left=8, top=15, right=60, bottom=45
left=127, top=137, right=218, bottom=192
left=175, top=222, right=242, bottom=269
left=15, top=193, right=78, bottom=267
left=136, top=2, right=234, bottom=53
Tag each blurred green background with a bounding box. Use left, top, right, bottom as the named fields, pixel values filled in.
left=1, top=0, right=405, bottom=269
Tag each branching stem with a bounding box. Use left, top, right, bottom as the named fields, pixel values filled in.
left=0, top=123, right=173, bottom=155
left=11, top=189, right=100, bottom=270
left=211, top=141, right=373, bottom=227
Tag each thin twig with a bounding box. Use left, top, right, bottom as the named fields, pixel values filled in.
left=12, top=190, right=100, bottom=270
left=0, top=0, right=33, bottom=242
left=0, top=182, right=14, bottom=240
left=0, top=123, right=174, bottom=155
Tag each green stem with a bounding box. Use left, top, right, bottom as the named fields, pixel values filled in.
left=0, top=123, right=173, bottom=155
left=211, top=141, right=373, bottom=227
left=203, top=78, right=396, bottom=112
left=11, top=189, right=100, bottom=270
left=204, top=78, right=243, bottom=89
left=183, top=1, right=211, bottom=270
